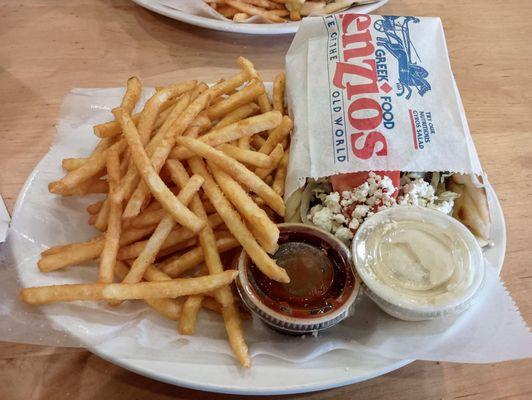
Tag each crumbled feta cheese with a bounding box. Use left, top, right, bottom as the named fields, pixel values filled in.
left=308, top=205, right=334, bottom=232
left=348, top=218, right=360, bottom=230
left=322, top=192, right=341, bottom=213
left=352, top=204, right=370, bottom=221
left=335, top=227, right=354, bottom=242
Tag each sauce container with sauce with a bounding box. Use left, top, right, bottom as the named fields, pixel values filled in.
left=236, top=223, right=360, bottom=334
left=352, top=206, right=485, bottom=321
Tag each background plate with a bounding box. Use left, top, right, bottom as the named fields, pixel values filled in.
left=131, top=0, right=389, bottom=35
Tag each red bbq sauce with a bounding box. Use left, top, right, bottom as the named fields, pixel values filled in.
left=247, top=229, right=355, bottom=319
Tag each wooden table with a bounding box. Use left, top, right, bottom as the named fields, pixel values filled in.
left=1, top=0, right=531, bottom=398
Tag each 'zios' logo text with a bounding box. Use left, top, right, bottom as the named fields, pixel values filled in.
left=332, top=14, right=387, bottom=160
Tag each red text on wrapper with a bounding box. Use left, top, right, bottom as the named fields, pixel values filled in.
left=332, top=14, right=388, bottom=160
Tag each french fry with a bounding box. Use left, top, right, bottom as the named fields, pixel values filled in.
left=38, top=226, right=156, bottom=272
left=167, top=159, right=235, bottom=307
left=137, top=85, right=190, bottom=146
left=212, top=103, right=260, bottom=130
left=233, top=12, right=250, bottom=22
left=160, top=236, right=240, bottom=278
left=225, top=0, right=285, bottom=22
left=122, top=92, right=195, bottom=219
left=251, top=135, right=266, bottom=149
left=114, top=261, right=183, bottom=321
left=98, top=150, right=122, bottom=283
left=154, top=238, right=197, bottom=260
left=117, top=214, right=223, bottom=260
left=237, top=57, right=272, bottom=114
left=210, top=165, right=279, bottom=254
left=128, top=208, right=167, bottom=228
left=169, top=111, right=282, bottom=160
left=272, top=72, right=286, bottom=113
left=93, top=115, right=139, bottom=139
left=122, top=174, right=204, bottom=284
left=272, top=147, right=289, bottom=195
left=207, top=79, right=264, bottom=120
left=222, top=302, right=251, bottom=368
left=218, top=5, right=239, bottom=18
left=258, top=115, right=292, bottom=154
left=20, top=270, right=238, bottom=305
left=62, top=157, right=88, bottom=171
left=219, top=144, right=272, bottom=168
left=176, top=136, right=285, bottom=216
left=255, top=143, right=284, bottom=179
left=179, top=295, right=204, bottom=335
left=188, top=157, right=289, bottom=283
left=115, top=108, right=205, bottom=233
left=241, top=0, right=283, bottom=9
left=201, top=296, right=222, bottom=313
left=237, top=136, right=250, bottom=150
left=120, top=76, right=142, bottom=114
left=48, top=139, right=127, bottom=193
left=87, top=200, right=104, bottom=215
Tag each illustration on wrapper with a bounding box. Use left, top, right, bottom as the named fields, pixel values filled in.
left=374, top=16, right=431, bottom=100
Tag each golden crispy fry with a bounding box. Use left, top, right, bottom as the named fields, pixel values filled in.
left=117, top=214, right=223, bottom=260
left=258, top=115, right=292, bottom=154
left=138, top=81, right=198, bottom=145
left=167, top=159, right=235, bottom=307
left=225, top=0, right=285, bottom=22
left=273, top=72, right=286, bottom=113
left=93, top=115, right=139, bottom=139
left=237, top=57, right=272, bottom=114
left=241, top=0, right=283, bottom=9
left=120, top=76, right=142, bottom=114
left=170, top=111, right=282, bottom=160
left=237, top=136, right=250, bottom=150
left=58, top=177, right=109, bottom=197
left=233, top=12, right=250, bottom=22
left=98, top=149, right=122, bottom=283
left=114, top=261, right=183, bottom=321
left=20, top=270, right=238, bottom=305
left=210, top=164, right=279, bottom=254
left=38, top=226, right=156, bottom=272
left=176, top=136, right=285, bottom=216
left=213, top=103, right=260, bottom=130
left=218, top=5, right=239, bottom=18
left=128, top=208, right=167, bottom=228
left=115, top=108, right=204, bottom=233
left=272, top=147, right=289, bottom=195
left=251, top=135, right=266, bottom=149
left=255, top=143, right=284, bottom=179
left=207, top=79, right=264, bottom=120
left=122, top=92, right=196, bottom=219
left=179, top=295, right=204, bottom=335
left=48, top=139, right=127, bottom=193
left=219, top=144, right=272, bottom=168
left=87, top=200, right=104, bottom=215
left=154, top=238, right=197, bottom=260
left=123, top=174, right=204, bottom=284
left=222, top=302, right=251, bottom=368
left=188, top=157, right=289, bottom=283
left=160, top=236, right=240, bottom=278
left=62, top=157, right=88, bottom=171
left=201, top=296, right=222, bottom=313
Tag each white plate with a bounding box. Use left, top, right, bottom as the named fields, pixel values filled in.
left=10, top=152, right=506, bottom=395
left=9, top=85, right=506, bottom=395
left=131, top=0, right=389, bottom=35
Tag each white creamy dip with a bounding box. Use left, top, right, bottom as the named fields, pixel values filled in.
left=353, top=207, right=484, bottom=316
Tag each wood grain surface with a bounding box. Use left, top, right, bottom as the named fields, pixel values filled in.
left=0, top=0, right=531, bottom=399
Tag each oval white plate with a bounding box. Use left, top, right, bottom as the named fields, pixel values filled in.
left=132, top=0, right=389, bottom=35
left=10, top=153, right=506, bottom=395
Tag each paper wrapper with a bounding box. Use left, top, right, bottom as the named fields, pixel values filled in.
left=1, top=81, right=530, bottom=364
left=285, top=14, right=484, bottom=198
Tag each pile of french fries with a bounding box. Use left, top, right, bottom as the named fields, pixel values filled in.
left=205, top=0, right=376, bottom=23
left=20, top=57, right=293, bottom=368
